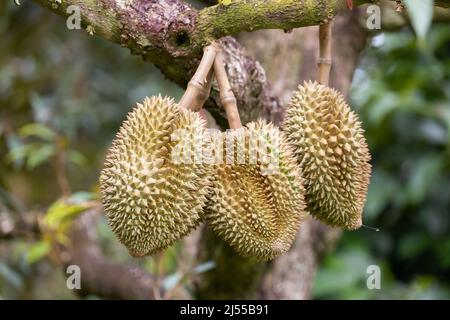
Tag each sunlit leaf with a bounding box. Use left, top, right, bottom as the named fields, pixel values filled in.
left=6, top=143, right=34, bottom=163
left=26, top=241, right=51, bottom=264
left=44, top=198, right=91, bottom=230
left=18, top=123, right=56, bottom=141
left=162, top=261, right=216, bottom=292
left=67, top=150, right=87, bottom=167
left=367, top=92, right=398, bottom=125
left=26, top=144, right=55, bottom=169
left=69, top=191, right=98, bottom=203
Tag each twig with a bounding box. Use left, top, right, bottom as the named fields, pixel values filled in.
left=54, top=135, right=71, bottom=197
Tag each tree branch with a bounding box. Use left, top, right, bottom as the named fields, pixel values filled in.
left=31, top=0, right=281, bottom=125
left=32, top=0, right=449, bottom=126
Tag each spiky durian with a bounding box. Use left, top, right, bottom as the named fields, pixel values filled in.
left=204, top=120, right=306, bottom=260
left=283, top=81, right=371, bottom=230
left=100, top=96, right=211, bottom=257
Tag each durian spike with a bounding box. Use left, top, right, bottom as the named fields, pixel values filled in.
left=213, top=50, right=242, bottom=129
left=317, top=20, right=332, bottom=86
left=179, top=44, right=217, bottom=111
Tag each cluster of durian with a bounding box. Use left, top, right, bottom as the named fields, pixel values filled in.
left=99, top=46, right=371, bottom=261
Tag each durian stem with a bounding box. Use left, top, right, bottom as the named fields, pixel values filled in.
left=179, top=44, right=217, bottom=111
left=317, top=21, right=332, bottom=86
left=214, top=50, right=242, bottom=129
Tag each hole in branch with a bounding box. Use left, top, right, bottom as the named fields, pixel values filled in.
left=175, top=30, right=190, bottom=47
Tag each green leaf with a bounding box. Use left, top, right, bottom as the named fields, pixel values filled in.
left=404, top=0, right=434, bottom=41
left=365, top=169, right=398, bottom=221
left=18, top=123, right=56, bottom=141
left=406, top=155, right=443, bottom=205
left=44, top=199, right=90, bottom=229
left=26, top=241, right=51, bottom=264
left=398, top=233, right=430, bottom=259
left=313, top=247, right=375, bottom=298
left=26, top=144, right=55, bottom=169
left=67, top=150, right=87, bottom=167
left=69, top=191, right=98, bottom=203
left=367, top=92, right=398, bottom=125
left=6, top=143, right=34, bottom=163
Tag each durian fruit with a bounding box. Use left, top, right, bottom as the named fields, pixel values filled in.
left=283, top=81, right=371, bottom=230
left=204, top=120, right=306, bottom=260
left=100, top=96, right=212, bottom=257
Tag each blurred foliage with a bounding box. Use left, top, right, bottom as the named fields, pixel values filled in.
left=1, top=1, right=449, bottom=299
left=314, top=24, right=450, bottom=299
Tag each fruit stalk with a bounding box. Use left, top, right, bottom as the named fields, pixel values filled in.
left=213, top=50, right=242, bottom=129
left=317, top=21, right=332, bottom=86
left=179, top=44, right=217, bottom=111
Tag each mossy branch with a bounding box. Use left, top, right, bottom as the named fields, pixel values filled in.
left=195, top=0, right=346, bottom=41
left=196, top=0, right=450, bottom=41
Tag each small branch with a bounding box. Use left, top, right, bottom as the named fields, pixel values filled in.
left=317, top=21, right=333, bottom=86
left=54, top=136, right=71, bottom=197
